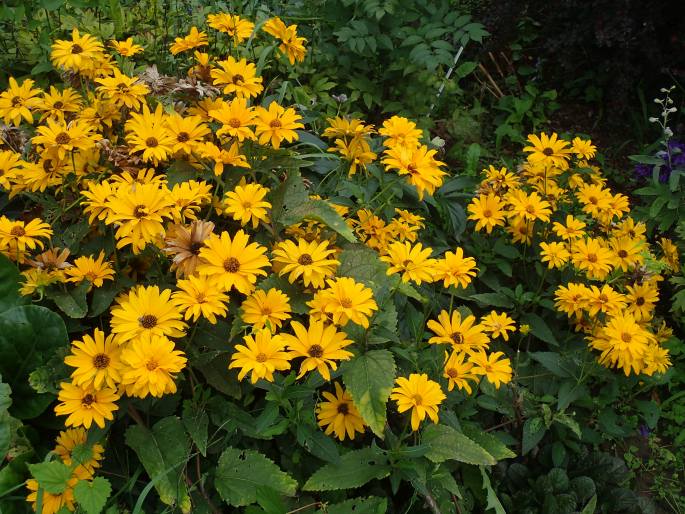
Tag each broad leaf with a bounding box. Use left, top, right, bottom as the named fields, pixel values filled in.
left=521, top=313, right=558, bottom=346
left=28, top=461, right=72, bottom=494
left=0, top=254, right=26, bottom=314
left=303, top=447, right=390, bottom=491
left=422, top=424, right=496, bottom=465
left=316, top=496, right=388, bottom=514
left=45, top=281, right=90, bottom=318
left=522, top=417, right=546, bottom=454
left=462, top=425, right=516, bottom=460
left=73, top=477, right=112, bottom=514
left=281, top=199, right=356, bottom=242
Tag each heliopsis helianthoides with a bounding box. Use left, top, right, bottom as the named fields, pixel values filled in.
left=322, top=116, right=374, bottom=140
left=125, top=103, right=176, bottom=164
left=196, top=141, right=250, bottom=176
left=37, top=86, right=82, bottom=122
left=390, top=373, right=445, bottom=431
left=211, top=56, right=263, bottom=97
left=309, top=277, right=379, bottom=328
left=659, top=237, right=680, bottom=273
left=197, top=230, right=270, bottom=293
left=382, top=144, right=446, bottom=199
left=104, top=182, right=175, bottom=253
left=379, top=115, right=423, bottom=148
left=50, top=28, right=105, bottom=72
left=427, top=310, right=490, bottom=350
left=554, top=283, right=590, bottom=319
left=222, top=182, right=271, bottom=228
left=590, top=312, right=654, bottom=376
left=571, top=237, right=615, bottom=280
left=19, top=268, right=60, bottom=296
left=572, top=137, right=597, bottom=160
left=54, top=427, right=105, bottom=477
left=316, top=382, right=367, bottom=441
left=480, top=311, right=516, bottom=341
left=64, top=328, right=122, bottom=390
left=109, top=37, right=144, bottom=56
left=583, top=284, right=626, bottom=318
left=609, top=236, right=644, bottom=272
left=240, top=288, right=292, bottom=331
left=229, top=329, right=291, bottom=384
left=26, top=475, right=78, bottom=514
left=380, top=241, right=437, bottom=285
left=506, top=189, right=552, bottom=222
left=469, top=351, right=513, bottom=389
left=27, top=247, right=71, bottom=276
left=169, top=180, right=213, bottom=222
left=120, top=333, right=187, bottom=397
left=110, top=285, right=187, bottom=344
left=172, top=274, right=229, bottom=324
left=0, top=150, right=24, bottom=190
left=435, top=247, right=478, bottom=288
left=207, top=13, right=255, bottom=43
left=467, top=193, right=507, bottom=233
left=507, top=216, right=534, bottom=245
left=0, top=77, right=42, bottom=126
left=253, top=102, right=304, bottom=149
left=481, top=165, right=521, bottom=194
left=329, top=137, right=377, bottom=176
left=575, top=183, right=612, bottom=219
left=625, top=282, right=659, bottom=321
left=165, top=113, right=210, bottom=154
left=64, top=252, right=115, bottom=288
left=281, top=319, right=354, bottom=380
left=170, top=26, right=208, bottom=55
left=272, top=238, right=339, bottom=289
left=539, top=241, right=570, bottom=269
left=443, top=350, right=478, bottom=394
left=523, top=132, right=572, bottom=169
left=262, top=16, right=307, bottom=64
left=31, top=118, right=98, bottom=160
left=552, top=214, right=586, bottom=241
left=95, top=69, right=150, bottom=110
left=163, top=220, right=215, bottom=277
left=0, top=216, right=52, bottom=261
left=210, top=97, right=256, bottom=141
left=55, top=382, right=120, bottom=428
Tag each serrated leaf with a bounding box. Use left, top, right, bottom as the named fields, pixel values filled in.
left=522, top=417, right=546, bottom=454
left=317, top=496, right=388, bottom=514
left=554, top=412, right=581, bottom=438
left=337, top=244, right=394, bottom=303
left=303, top=447, right=390, bottom=491
left=462, top=426, right=516, bottom=460
left=28, top=461, right=72, bottom=494
left=480, top=466, right=506, bottom=514
left=468, top=293, right=513, bottom=308
left=215, top=447, right=297, bottom=507
left=529, top=352, right=573, bottom=377
left=281, top=199, right=356, bottom=242
left=422, top=424, right=496, bottom=465
left=296, top=423, right=340, bottom=464
left=342, top=350, right=395, bottom=437
left=269, top=169, right=309, bottom=220
left=73, top=477, right=111, bottom=514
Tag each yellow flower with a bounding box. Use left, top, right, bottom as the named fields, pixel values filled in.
left=523, top=132, right=572, bottom=169
left=55, top=382, right=119, bottom=428
left=110, top=285, right=187, bottom=344
left=170, top=26, right=208, bottom=55
left=316, top=382, right=366, bottom=440
left=591, top=313, right=653, bottom=376
left=642, top=343, right=671, bottom=376
left=120, top=333, right=187, bottom=398
left=32, top=118, right=98, bottom=161
left=165, top=113, right=210, bottom=154
left=240, top=288, right=292, bottom=331
left=262, top=17, right=307, bottom=64
left=197, top=230, right=270, bottom=293
left=125, top=103, right=175, bottom=164
left=164, top=220, right=215, bottom=277
left=519, top=324, right=531, bottom=335
left=571, top=238, right=615, bottom=280
left=64, top=252, right=115, bottom=288
left=554, top=283, right=589, bottom=319
left=480, top=311, right=516, bottom=341
left=552, top=215, right=586, bottom=240
left=576, top=183, right=612, bottom=219
left=281, top=319, right=353, bottom=381
left=506, top=189, right=552, bottom=222
left=222, top=182, right=271, bottom=228
left=390, top=373, right=445, bottom=431
left=427, top=310, right=490, bottom=350
left=36, top=86, right=82, bottom=122
left=323, top=117, right=374, bottom=139
left=0, top=150, right=24, bottom=190
left=95, top=69, right=150, bottom=110
left=434, top=247, right=478, bottom=289
left=207, top=13, right=254, bottom=43
left=507, top=216, right=534, bottom=245
left=572, top=137, right=596, bottom=160
left=210, top=97, right=256, bottom=141
left=382, top=144, right=446, bottom=200
left=467, top=193, right=507, bottom=233
left=229, top=328, right=291, bottom=383
left=380, top=241, right=437, bottom=284
left=539, top=241, right=570, bottom=269
left=196, top=141, right=250, bottom=176
left=308, top=277, right=378, bottom=328
left=54, top=427, right=104, bottom=478
left=659, top=237, right=680, bottom=272
left=329, top=137, right=377, bottom=176
left=0, top=216, right=52, bottom=262
left=469, top=351, right=512, bottom=389
left=64, top=328, right=122, bottom=390
left=51, top=28, right=105, bottom=73
left=625, top=282, right=659, bottom=322
left=109, top=37, right=144, bottom=56
left=443, top=350, right=478, bottom=394
left=26, top=476, right=77, bottom=514
left=379, top=115, right=423, bottom=148
left=583, top=284, right=626, bottom=318
left=272, top=238, right=339, bottom=289
left=0, top=77, right=42, bottom=126
left=609, top=236, right=644, bottom=272
left=211, top=56, right=263, bottom=97
left=169, top=180, right=213, bottom=223
left=253, top=102, right=304, bottom=149
left=19, top=268, right=61, bottom=296
left=172, top=274, right=229, bottom=324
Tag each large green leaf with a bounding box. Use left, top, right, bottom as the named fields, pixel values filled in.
left=269, top=169, right=309, bottom=218
left=342, top=350, right=396, bottom=438
left=422, top=424, right=496, bottom=465
left=73, top=477, right=111, bottom=514
left=27, top=461, right=72, bottom=494
left=45, top=281, right=90, bottom=318
left=0, top=305, right=68, bottom=419
left=0, top=254, right=27, bottom=314
left=336, top=244, right=394, bottom=303
left=281, top=199, right=356, bottom=242
left=303, top=447, right=390, bottom=491
left=462, top=425, right=516, bottom=460
left=125, top=417, right=191, bottom=511
left=215, top=447, right=297, bottom=507
left=521, top=313, right=558, bottom=346
left=316, top=496, right=388, bottom=514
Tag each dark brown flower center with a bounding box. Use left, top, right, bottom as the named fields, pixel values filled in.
left=298, top=253, right=313, bottom=265
left=483, top=209, right=492, bottom=217
left=10, top=226, right=25, bottom=236
left=145, top=137, right=159, bottom=148
left=133, top=204, right=147, bottom=218
left=587, top=253, right=598, bottom=263
left=11, top=96, right=22, bottom=106
left=82, top=394, right=95, bottom=406
left=618, top=249, right=628, bottom=258
left=269, top=119, right=282, bottom=128
left=93, top=353, right=110, bottom=369
left=340, top=297, right=353, bottom=308
left=146, top=359, right=158, bottom=370
left=116, top=83, right=130, bottom=93
left=255, top=352, right=267, bottom=363
left=337, top=402, right=349, bottom=414
left=451, top=332, right=464, bottom=344
left=407, top=164, right=417, bottom=174
left=71, top=44, right=84, bottom=54
left=53, top=101, right=64, bottom=109
left=43, top=159, right=55, bottom=172
left=621, top=333, right=632, bottom=343
left=525, top=205, right=536, bottom=214
left=543, top=147, right=554, bottom=156
left=190, top=241, right=203, bottom=255
left=446, top=368, right=459, bottom=378
left=177, top=131, right=190, bottom=142
left=232, top=74, right=244, bottom=84
left=636, top=297, right=645, bottom=306
left=228, top=118, right=241, bottom=128
left=55, top=132, right=71, bottom=145
left=412, top=394, right=423, bottom=404
left=139, top=314, right=157, bottom=328
left=223, top=257, right=240, bottom=273
left=307, top=344, right=324, bottom=358
left=599, top=294, right=609, bottom=303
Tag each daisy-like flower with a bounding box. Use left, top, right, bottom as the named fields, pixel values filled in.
left=434, top=247, right=478, bottom=289
left=382, top=144, right=447, bottom=200
left=582, top=284, right=626, bottom=318
left=169, top=180, right=213, bottom=223
left=572, top=137, right=596, bottom=160
left=110, top=285, right=187, bottom=344
left=322, top=117, right=374, bottom=140
left=609, top=236, right=644, bottom=272
left=170, top=26, right=208, bottom=55
left=380, top=241, right=437, bottom=285
left=552, top=215, right=586, bottom=241
left=32, top=118, right=99, bottom=160
left=19, top=268, right=60, bottom=296
left=467, top=193, right=507, bottom=233
left=309, top=277, right=378, bottom=328
left=229, top=328, right=291, bottom=384
left=211, top=56, right=263, bottom=97
left=262, top=17, right=307, bottom=64
left=571, top=237, right=615, bottom=280
left=54, top=427, right=105, bottom=477
left=390, top=373, right=445, bottom=431
left=523, top=132, right=572, bottom=169
left=0, top=77, right=42, bottom=126
left=0, top=150, right=24, bottom=190
left=330, top=136, right=377, bottom=176
left=443, top=350, right=478, bottom=394
left=554, top=283, right=590, bottom=319
left=316, top=382, right=367, bottom=441
left=506, top=189, right=552, bottom=222
left=64, top=328, right=122, bottom=390
left=197, top=230, right=270, bottom=293
left=469, top=351, right=513, bottom=389
left=272, top=238, right=339, bottom=289
left=50, top=28, right=105, bottom=72
left=36, top=86, right=82, bottom=122
left=28, top=247, right=72, bottom=276
left=625, top=282, right=659, bottom=322
left=26, top=476, right=78, bottom=514
left=195, top=141, right=250, bottom=176
left=222, top=182, right=271, bottom=228
left=427, top=310, right=490, bottom=350
left=282, top=319, right=354, bottom=381
left=379, top=115, right=423, bottom=148
left=240, top=288, right=292, bottom=331
left=64, top=252, right=115, bottom=288
left=207, top=13, right=254, bottom=43
left=125, top=103, right=175, bottom=164
left=95, top=69, right=150, bottom=110
left=659, top=237, right=680, bottom=273
left=480, top=311, right=516, bottom=341
left=165, top=113, right=210, bottom=154
left=164, top=220, right=215, bottom=277
left=253, top=102, right=304, bottom=149
left=539, top=241, right=570, bottom=269
left=109, top=37, right=144, bottom=56
left=172, top=274, right=229, bottom=324
left=575, top=183, right=612, bottom=219
left=210, top=97, right=256, bottom=141
left=120, top=333, right=187, bottom=398
left=55, top=382, right=119, bottom=428
left=0, top=216, right=52, bottom=261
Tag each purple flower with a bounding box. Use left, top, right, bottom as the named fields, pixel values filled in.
left=634, top=139, right=685, bottom=183
left=638, top=424, right=650, bottom=438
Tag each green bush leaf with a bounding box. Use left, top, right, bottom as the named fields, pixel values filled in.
left=215, top=447, right=297, bottom=507
left=462, top=425, right=516, bottom=460
left=28, top=461, right=72, bottom=494
left=522, top=417, right=546, bottom=454
left=337, top=244, right=394, bottom=303
left=468, top=293, right=513, bottom=309
left=0, top=254, right=26, bottom=314
left=281, top=199, right=356, bottom=242
left=317, top=496, right=388, bottom=514
left=422, top=424, right=496, bottom=465
left=303, top=447, right=390, bottom=491
left=73, top=477, right=112, bottom=514
left=182, top=403, right=208, bottom=456
left=520, top=313, right=558, bottom=346
left=45, top=281, right=90, bottom=318
left=342, top=350, right=396, bottom=438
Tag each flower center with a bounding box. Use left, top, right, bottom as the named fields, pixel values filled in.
left=412, top=394, right=423, bottom=405
left=255, top=352, right=267, bottom=363
left=307, top=344, right=324, bottom=358
left=451, top=332, right=464, bottom=344
left=145, top=137, right=159, bottom=148
left=232, top=74, right=244, bottom=84
left=598, top=294, right=609, bottom=303
left=407, top=164, right=417, bottom=174
left=55, top=132, right=71, bottom=145
left=228, top=118, right=242, bottom=128
left=588, top=196, right=598, bottom=205
left=269, top=119, right=282, bottom=128
left=43, top=159, right=55, bottom=172
left=71, top=44, right=84, bottom=54
left=190, top=241, right=204, bottom=254
left=618, top=249, right=628, bottom=258
left=11, top=96, right=22, bottom=106
left=636, top=297, right=645, bottom=306
left=483, top=209, right=492, bottom=217
left=93, top=353, right=110, bottom=369
left=82, top=394, right=95, bottom=406
left=542, top=147, right=554, bottom=156
left=587, top=253, right=597, bottom=263
left=10, top=226, right=25, bottom=237
left=298, top=253, right=313, bottom=265
left=337, top=402, right=349, bottom=414
left=146, top=359, right=159, bottom=370
left=446, top=368, right=458, bottom=378
left=621, top=333, right=632, bottom=343
left=139, top=314, right=157, bottom=329
left=340, top=297, right=353, bottom=308
left=133, top=204, right=147, bottom=218
left=53, top=101, right=64, bottom=109
left=525, top=205, right=536, bottom=214
left=223, top=257, right=240, bottom=273
left=85, top=271, right=98, bottom=281
left=177, top=131, right=190, bottom=142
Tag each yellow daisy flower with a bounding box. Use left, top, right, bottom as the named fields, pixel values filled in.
left=229, top=328, right=291, bottom=384
left=272, top=238, right=339, bottom=289
left=316, top=382, right=366, bottom=441
left=240, top=288, right=292, bottom=331
left=380, top=241, right=437, bottom=285
left=222, top=182, right=271, bottom=228
left=64, top=328, right=122, bottom=390
left=390, top=373, right=445, bottom=431
left=172, top=274, right=229, bottom=324
left=55, top=382, right=119, bottom=428
left=64, top=252, right=115, bottom=288
left=253, top=102, right=304, bottom=149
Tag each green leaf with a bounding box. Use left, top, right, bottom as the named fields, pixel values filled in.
left=296, top=423, right=341, bottom=464
left=281, top=200, right=356, bottom=242
left=317, top=496, right=388, bottom=514
left=422, top=424, right=496, bottom=465
left=554, top=412, right=581, bottom=438
left=182, top=403, right=208, bottom=456
left=580, top=495, right=597, bottom=514
left=342, top=350, right=395, bottom=438
left=529, top=352, right=572, bottom=377
left=45, top=281, right=90, bottom=318
left=468, top=293, right=513, bottom=309
left=125, top=417, right=191, bottom=509
left=0, top=254, right=26, bottom=314
left=461, top=426, right=516, bottom=460
left=522, top=417, right=546, bottom=454
left=28, top=461, right=72, bottom=494
left=337, top=244, right=394, bottom=303
left=479, top=466, right=506, bottom=514
left=73, top=477, right=112, bottom=514
left=269, top=169, right=309, bottom=220
left=303, top=447, right=390, bottom=491
left=215, top=447, right=297, bottom=507
left=520, top=313, right=558, bottom=346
